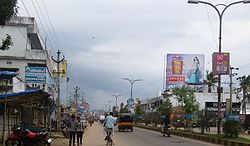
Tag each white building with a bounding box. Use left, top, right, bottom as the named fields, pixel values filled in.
left=0, top=17, right=57, bottom=131
left=0, top=16, right=56, bottom=94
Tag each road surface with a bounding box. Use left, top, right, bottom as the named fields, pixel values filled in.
left=52, top=123, right=221, bottom=146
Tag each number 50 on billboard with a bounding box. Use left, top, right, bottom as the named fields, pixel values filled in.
left=212, top=52, right=230, bottom=75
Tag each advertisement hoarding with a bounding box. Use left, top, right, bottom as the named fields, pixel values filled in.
left=212, top=52, right=230, bottom=75
left=25, top=66, right=46, bottom=83
left=127, top=98, right=135, bottom=113
left=166, top=54, right=205, bottom=86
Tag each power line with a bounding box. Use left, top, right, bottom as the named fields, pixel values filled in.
left=41, top=0, right=63, bottom=52
left=205, top=5, right=218, bottom=50
left=33, top=0, right=59, bottom=52
left=20, top=0, right=52, bottom=55
left=30, top=0, right=56, bottom=56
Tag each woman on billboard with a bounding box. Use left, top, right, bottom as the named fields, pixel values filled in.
left=186, top=56, right=202, bottom=85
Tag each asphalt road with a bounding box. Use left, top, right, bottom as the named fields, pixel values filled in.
left=115, top=127, right=221, bottom=146
left=51, top=123, right=222, bottom=146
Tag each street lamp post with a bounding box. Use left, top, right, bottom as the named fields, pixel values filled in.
left=188, top=0, right=250, bottom=134
left=113, top=94, right=121, bottom=111
left=121, top=78, right=143, bottom=99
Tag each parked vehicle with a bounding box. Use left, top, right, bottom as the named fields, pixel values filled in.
left=5, top=124, right=52, bottom=146
left=5, top=125, right=23, bottom=146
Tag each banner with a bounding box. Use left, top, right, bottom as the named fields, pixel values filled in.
left=60, top=60, right=67, bottom=78
left=212, top=52, right=230, bottom=75
left=127, top=98, right=135, bottom=113
left=166, top=54, right=205, bottom=86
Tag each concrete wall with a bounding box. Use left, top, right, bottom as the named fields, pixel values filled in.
left=0, top=25, right=29, bottom=57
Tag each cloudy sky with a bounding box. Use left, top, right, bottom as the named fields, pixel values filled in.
left=18, top=0, right=250, bottom=110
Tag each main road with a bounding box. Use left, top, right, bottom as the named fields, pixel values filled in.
left=52, top=123, right=222, bottom=146
left=115, top=127, right=221, bottom=146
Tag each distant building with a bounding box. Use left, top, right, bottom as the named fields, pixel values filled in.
left=140, top=96, right=163, bottom=113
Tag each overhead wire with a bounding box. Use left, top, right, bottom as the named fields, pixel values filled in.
left=33, top=0, right=59, bottom=53
left=205, top=5, right=218, bottom=50
left=30, top=0, right=57, bottom=56
left=41, top=0, right=63, bottom=52
left=18, top=0, right=58, bottom=84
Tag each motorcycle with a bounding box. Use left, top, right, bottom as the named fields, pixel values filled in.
left=5, top=124, right=52, bottom=146
left=21, top=129, right=52, bottom=146
left=161, top=125, right=171, bottom=137
left=5, top=125, right=23, bottom=146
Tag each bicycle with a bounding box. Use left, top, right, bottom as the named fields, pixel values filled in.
left=105, top=128, right=113, bottom=146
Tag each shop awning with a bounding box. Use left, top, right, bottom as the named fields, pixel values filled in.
left=0, top=71, right=18, bottom=79
left=0, top=89, right=51, bottom=106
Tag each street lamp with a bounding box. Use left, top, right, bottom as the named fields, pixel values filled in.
left=121, top=78, right=143, bottom=99
left=112, top=94, right=121, bottom=112
left=188, top=0, right=249, bottom=134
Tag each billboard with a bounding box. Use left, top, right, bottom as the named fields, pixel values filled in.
left=25, top=66, right=46, bottom=83
left=166, top=54, right=205, bottom=86
left=127, top=98, right=135, bottom=113
left=212, top=52, right=230, bottom=75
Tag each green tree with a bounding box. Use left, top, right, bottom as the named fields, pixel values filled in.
left=204, top=70, right=218, bottom=93
left=173, top=86, right=199, bottom=130
left=157, top=98, right=172, bottom=115
left=0, top=34, right=13, bottom=51
left=237, top=75, right=250, bottom=94
left=173, top=86, right=199, bottom=114
left=134, top=102, right=143, bottom=123
left=236, top=75, right=250, bottom=114
left=119, top=102, right=128, bottom=113
left=0, top=0, right=18, bottom=50
left=0, top=0, right=18, bottom=25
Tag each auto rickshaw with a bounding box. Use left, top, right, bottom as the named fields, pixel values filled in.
left=117, top=113, right=134, bottom=132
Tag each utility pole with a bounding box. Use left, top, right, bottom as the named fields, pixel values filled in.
left=229, top=66, right=238, bottom=113
left=52, top=50, right=65, bottom=132
left=74, top=86, right=80, bottom=116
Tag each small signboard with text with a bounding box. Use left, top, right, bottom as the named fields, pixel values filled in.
left=205, top=102, right=240, bottom=112
left=25, top=66, right=46, bottom=83
left=212, top=52, right=230, bottom=75
left=225, top=114, right=240, bottom=121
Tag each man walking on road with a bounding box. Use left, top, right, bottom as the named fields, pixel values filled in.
left=69, top=114, right=77, bottom=146
left=76, top=116, right=84, bottom=146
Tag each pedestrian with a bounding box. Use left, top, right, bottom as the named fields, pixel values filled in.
left=76, top=116, right=84, bottom=146
left=69, top=114, right=77, bottom=146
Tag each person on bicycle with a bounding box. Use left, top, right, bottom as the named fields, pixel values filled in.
left=103, top=112, right=117, bottom=140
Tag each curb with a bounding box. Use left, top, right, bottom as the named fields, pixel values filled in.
left=135, top=124, right=250, bottom=146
